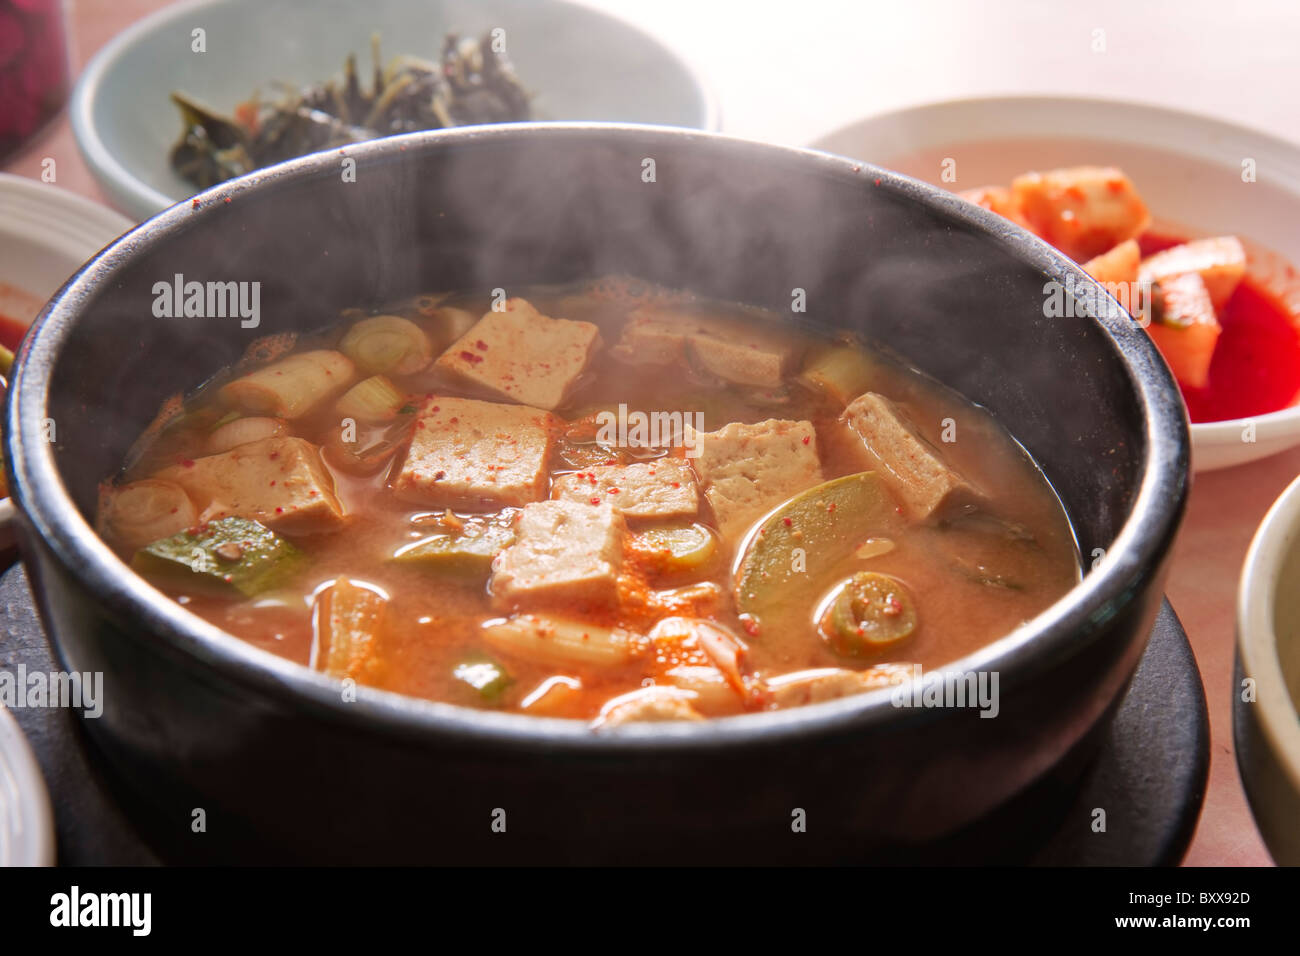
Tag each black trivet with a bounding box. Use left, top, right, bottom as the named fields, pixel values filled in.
left=0, top=563, right=1207, bottom=865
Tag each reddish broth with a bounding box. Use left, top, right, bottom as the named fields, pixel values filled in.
left=101, top=281, right=1080, bottom=721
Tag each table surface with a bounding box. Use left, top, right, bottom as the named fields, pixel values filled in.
left=7, top=0, right=1298, bottom=867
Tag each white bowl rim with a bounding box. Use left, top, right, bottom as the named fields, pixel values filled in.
left=811, top=92, right=1300, bottom=444
left=0, top=172, right=134, bottom=255
left=0, top=705, right=55, bottom=866
left=0, top=174, right=133, bottom=538
left=69, top=0, right=722, bottom=220
left=1238, top=473, right=1300, bottom=796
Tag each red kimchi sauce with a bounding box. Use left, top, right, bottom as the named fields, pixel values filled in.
left=1139, top=233, right=1300, bottom=423
left=0, top=313, right=28, bottom=351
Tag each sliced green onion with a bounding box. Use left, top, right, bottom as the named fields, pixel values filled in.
left=339, top=315, right=432, bottom=375
left=220, top=349, right=356, bottom=419
left=206, top=416, right=287, bottom=454
left=336, top=375, right=405, bottom=423
left=104, top=479, right=199, bottom=551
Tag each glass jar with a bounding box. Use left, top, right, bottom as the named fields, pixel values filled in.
left=0, top=0, right=70, bottom=164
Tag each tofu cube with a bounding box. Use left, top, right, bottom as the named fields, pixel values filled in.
left=1011, top=166, right=1151, bottom=262
left=1138, top=236, right=1246, bottom=311
left=550, top=459, right=699, bottom=519
left=392, top=396, right=556, bottom=508
left=609, top=308, right=692, bottom=365
left=1145, top=272, right=1221, bottom=389
left=613, top=307, right=801, bottom=387
left=154, top=436, right=344, bottom=533
left=433, top=298, right=601, bottom=410
left=842, top=392, right=979, bottom=519
left=490, top=500, right=626, bottom=609
left=686, top=419, right=823, bottom=542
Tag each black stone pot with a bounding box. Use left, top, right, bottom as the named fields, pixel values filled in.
left=4, top=125, right=1189, bottom=863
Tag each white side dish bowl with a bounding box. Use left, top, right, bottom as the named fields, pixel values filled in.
left=813, top=95, right=1300, bottom=472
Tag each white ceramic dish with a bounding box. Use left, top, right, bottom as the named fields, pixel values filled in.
left=1236, top=474, right=1300, bottom=865
left=0, top=705, right=55, bottom=866
left=71, top=0, right=718, bottom=221
left=813, top=95, right=1300, bottom=472
left=0, top=173, right=134, bottom=549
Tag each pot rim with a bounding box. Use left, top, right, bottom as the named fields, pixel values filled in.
left=5, top=122, right=1190, bottom=753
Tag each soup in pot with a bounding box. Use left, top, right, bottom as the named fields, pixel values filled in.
left=98, top=277, right=1079, bottom=725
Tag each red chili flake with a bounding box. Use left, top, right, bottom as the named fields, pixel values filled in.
left=430, top=405, right=440, bottom=412
left=269, top=480, right=276, bottom=486
left=308, top=490, right=319, bottom=497
left=590, top=497, right=601, bottom=505
left=275, top=507, right=284, bottom=514
left=449, top=417, right=459, bottom=424
left=434, top=470, right=446, bottom=480
left=223, top=196, right=232, bottom=204
left=742, top=618, right=760, bottom=637
left=179, top=458, right=195, bottom=468
left=607, top=488, right=620, bottom=495
left=783, top=517, right=793, bottom=527
left=827, top=502, right=837, bottom=513
left=416, top=420, right=426, bottom=428
left=459, top=350, right=484, bottom=364
left=191, top=198, right=201, bottom=209
left=475, top=339, right=489, bottom=351
left=874, top=178, right=882, bottom=186
left=671, top=482, right=680, bottom=489
left=801, top=435, right=810, bottom=445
